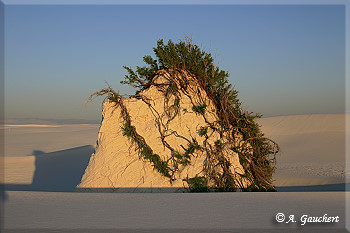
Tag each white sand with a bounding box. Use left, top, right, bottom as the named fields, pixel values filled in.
left=3, top=156, right=35, bottom=184
left=2, top=124, right=99, bottom=186
left=4, top=124, right=99, bottom=158
left=2, top=113, right=349, bottom=231
left=256, top=114, right=349, bottom=187
left=3, top=191, right=348, bottom=231
left=3, top=114, right=348, bottom=188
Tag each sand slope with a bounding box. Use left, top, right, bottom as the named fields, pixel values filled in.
left=256, top=113, right=348, bottom=188
left=2, top=113, right=349, bottom=231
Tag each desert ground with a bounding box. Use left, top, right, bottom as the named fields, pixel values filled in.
left=1, top=113, right=349, bottom=232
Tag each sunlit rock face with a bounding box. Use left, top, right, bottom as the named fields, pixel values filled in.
left=77, top=70, right=247, bottom=192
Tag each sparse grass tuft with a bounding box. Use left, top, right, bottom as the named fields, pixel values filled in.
left=198, top=126, right=208, bottom=137
left=192, top=103, right=207, bottom=115
left=185, top=138, right=201, bottom=157
left=87, top=84, right=121, bottom=105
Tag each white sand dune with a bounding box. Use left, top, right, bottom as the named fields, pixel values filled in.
left=4, top=124, right=99, bottom=158
left=3, top=114, right=348, bottom=190
left=256, top=113, right=348, bottom=188
left=2, top=114, right=349, bottom=231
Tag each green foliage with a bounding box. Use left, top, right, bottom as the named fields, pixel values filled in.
left=171, top=140, right=202, bottom=167
left=214, top=140, right=222, bottom=148
left=174, top=97, right=180, bottom=107
left=120, top=105, right=172, bottom=178
left=172, top=151, right=190, bottom=166
left=215, top=175, right=237, bottom=192
left=186, top=176, right=210, bottom=192
left=122, top=121, right=136, bottom=138
left=152, top=157, right=171, bottom=178
left=198, top=126, right=208, bottom=137
left=244, top=184, right=276, bottom=192
left=120, top=55, right=158, bottom=90
left=120, top=38, right=233, bottom=102
left=87, top=84, right=121, bottom=104
left=185, top=138, right=201, bottom=157
left=192, top=103, right=207, bottom=115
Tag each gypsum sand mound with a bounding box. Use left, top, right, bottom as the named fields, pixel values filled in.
left=77, top=38, right=279, bottom=192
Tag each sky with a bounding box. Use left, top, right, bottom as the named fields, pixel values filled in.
left=4, top=4, right=346, bottom=122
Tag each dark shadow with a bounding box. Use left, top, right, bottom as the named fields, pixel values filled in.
left=32, top=150, right=45, bottom=156
left=3, top=145, right=348, bottom=193
left=75, top=187, right=190, bottom=193
left=276, top=183, right=349, bottom=192
left=0, top=185, right=8, bottom=200
left=4, top=145, right=94, bottom=192
left=5, top=182, right=349, bottom=194
left=75, top=183, right=349, bottom=193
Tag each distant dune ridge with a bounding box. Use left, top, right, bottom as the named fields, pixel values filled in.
left=1, top=118, right=98, bottom=125
left=76, top=70, right=250, bottom=192
left=257, top=113, right=348, bottom=188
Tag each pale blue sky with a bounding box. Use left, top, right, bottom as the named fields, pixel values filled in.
left=4, top=4, right=346, bottom=121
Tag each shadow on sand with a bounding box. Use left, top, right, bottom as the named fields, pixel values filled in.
left=4, top=145, right=348, bottom=193
left=5, top=145, right=94, bottom=192
left=276, top=183, right=349, bottom=192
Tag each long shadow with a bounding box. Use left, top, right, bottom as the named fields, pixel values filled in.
left=4, top=144, right=348, bottom=193
left=74, top=182, right=350, bottom=193
left=74, top=184, right=349, bottom=192
left=276, top=183, right=349, bottom=192
left=4, top=145, right=94, bottom=192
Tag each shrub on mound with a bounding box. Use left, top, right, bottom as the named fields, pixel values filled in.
left=90, top=37, right=279, bottom=192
